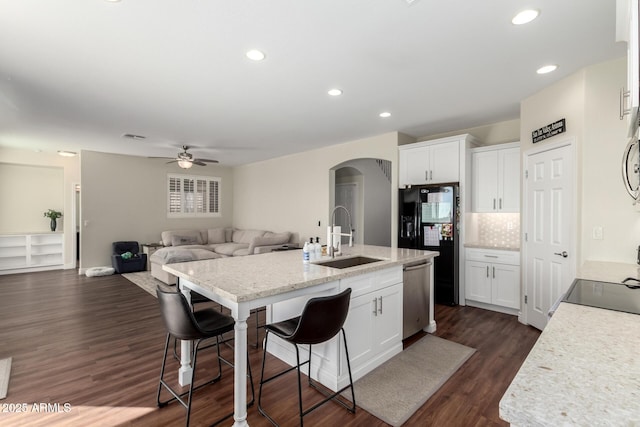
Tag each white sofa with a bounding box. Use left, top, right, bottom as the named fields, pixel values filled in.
left=150, top=228, right=298, bottom=284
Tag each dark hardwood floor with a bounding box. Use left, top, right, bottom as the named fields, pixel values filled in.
left=0, top=269, right=540, bottom=426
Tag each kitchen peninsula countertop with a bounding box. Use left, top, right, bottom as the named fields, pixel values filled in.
left=499, top=301, right=640, bottom=425
left=163, top=244, right=438, bottom=303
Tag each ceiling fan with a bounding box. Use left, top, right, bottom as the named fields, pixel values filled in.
left=153, top=145, right=219, bottom=169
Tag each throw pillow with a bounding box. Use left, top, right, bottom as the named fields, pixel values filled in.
left=248, top=232, right=291, bottom=253
left=207, top=228, right=226, bottom=244
left=171, top=235, right=201, bottom=246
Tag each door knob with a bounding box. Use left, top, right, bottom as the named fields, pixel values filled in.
left=554, top=251, right=568, bottom=258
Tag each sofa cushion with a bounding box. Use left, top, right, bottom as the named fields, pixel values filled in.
left=213, top=242, right=249, bottom=256
left=151, top=247, right=220, bottom=264
left=207, top=228, right=226, bottom=244
left=161, top=230, right=205, bottom=246
left=232, top=248, right=250, bottom=256
left=248, top=231, right=292, bottom=254
left=232, top=229, right=267, bottom=244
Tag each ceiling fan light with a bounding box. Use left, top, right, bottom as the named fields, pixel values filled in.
left=177, top=159, right=193, bottom=169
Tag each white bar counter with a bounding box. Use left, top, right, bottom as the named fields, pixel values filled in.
left=164, top=244, right=438, bottom=427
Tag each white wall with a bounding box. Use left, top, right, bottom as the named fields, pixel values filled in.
left=0, top=163, right=64, bottom=233
left=0, top=147, right=80, bottom=269
left=520, top=56, right=640, bottom=265
left=232, top=132, right=400, bottom=246
left=416, top=118, right=521, bottom=146
left=81, top=150, right=234, bottom=269
left=583, top=57, right=640, bottom=263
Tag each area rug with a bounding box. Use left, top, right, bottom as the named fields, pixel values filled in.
left=0, top=357, right=12, bottom=399
left=350, top=335, right=475, bottom=427
left=121, top=271, right=173, bottom=297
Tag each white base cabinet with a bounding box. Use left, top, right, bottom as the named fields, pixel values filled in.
left=465, top=248, right=520, bottom=314
left=0, top=233, right=64, bottom=274
left=266, top=266, right=404, bottom=392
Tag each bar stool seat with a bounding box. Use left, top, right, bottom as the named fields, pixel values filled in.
left=258, top=288, right=356, bottom=426
left=155, top=287, right=254, bottom=427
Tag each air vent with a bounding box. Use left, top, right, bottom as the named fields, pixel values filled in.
left=122, top=133, right=146, bottom=140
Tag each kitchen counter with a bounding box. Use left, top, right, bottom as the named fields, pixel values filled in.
left=499, top=301, right=640, bottom=425
left=163, top=244, right=438, bottom=303
left=464, top=242, right=520, bottom=251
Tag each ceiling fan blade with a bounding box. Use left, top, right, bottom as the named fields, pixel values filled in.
left=149, top=156, right=177, bottom=160
left=193, top=158, right=219, bottom=163
left=165, top=160, right=178, bottom=164
left=192, top=160, right=207, bottom=166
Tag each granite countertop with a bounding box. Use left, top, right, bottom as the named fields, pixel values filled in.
left=163, top=244, right=438, bottom=303
left=500, top=301, right=640, bottom=425
left=464, top=242, right=520, bottom=251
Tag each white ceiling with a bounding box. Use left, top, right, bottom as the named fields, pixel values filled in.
left=0, top=0, right=626, bottom=166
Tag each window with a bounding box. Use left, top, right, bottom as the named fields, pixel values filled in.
left=167, top=174, right=221, bottom=218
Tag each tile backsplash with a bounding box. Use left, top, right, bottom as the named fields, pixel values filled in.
left=467, top=213, right=520, bottom=247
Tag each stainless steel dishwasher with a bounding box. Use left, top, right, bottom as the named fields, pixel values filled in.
left=403, top=260, right=431, bottom=339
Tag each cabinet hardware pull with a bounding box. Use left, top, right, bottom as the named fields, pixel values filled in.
left=486, top=266, right=489, bottom=277
left=425, top=170, right=428, bottom=181
left=493, top=266, right=495, bottom=279
left=499, top=198, right=502, bottom=209
left=373, top=298, right=378, bottom=316
left=621, top=87, right=631, bottom=120
left=430, top=170, right=433, bottom=181
left=493, top=199, right=496, bottom=210
left=484, top=255, right=498, bottom=258
left=378, top=296, right=383, bottom=314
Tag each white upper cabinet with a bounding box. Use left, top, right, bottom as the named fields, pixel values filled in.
left=471, top=142, right=520, bottom=213
left=617, top=0, right=639, bottom=136
left=398, top=136, right=466, bottom=187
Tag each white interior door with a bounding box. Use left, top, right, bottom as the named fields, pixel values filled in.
left=524, top=141, right=576, bottom=330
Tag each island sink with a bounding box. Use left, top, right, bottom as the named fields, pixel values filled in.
left=314, top=256, right=384, bottom=269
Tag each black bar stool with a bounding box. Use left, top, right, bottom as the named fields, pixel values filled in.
left=155, top=287, right=255, bottom=427
left=258, top=288, right=356, bottom=426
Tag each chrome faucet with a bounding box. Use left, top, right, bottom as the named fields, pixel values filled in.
left=329, top=205, right=353, bottom=258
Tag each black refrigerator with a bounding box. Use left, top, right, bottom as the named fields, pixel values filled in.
left=398, top=184, right=459, bottom=305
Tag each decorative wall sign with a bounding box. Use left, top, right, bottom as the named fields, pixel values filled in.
left=532, top=118, right=566, bottom=143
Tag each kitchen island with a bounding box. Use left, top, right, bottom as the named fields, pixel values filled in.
left=499, top=260, right=640, bottom=426
left=164, top=244, right=438, bottom=427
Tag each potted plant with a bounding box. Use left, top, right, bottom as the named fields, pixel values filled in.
left=44, top=209, right=63, bottom=232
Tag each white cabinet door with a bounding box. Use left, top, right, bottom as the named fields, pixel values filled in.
left=492, top=263, right=521, bottom=309
left=465, top=261, right=492, bottom=304
left=373, top=283, right=403, bottom=350
left=343, top=291, right=377, bottom=372
left=472, top=151, right=499, bottom=212
left=402, top=147, right=430, bottom=186
left=498, top=147, right=520, bottom=212
left=430, top=140, right=460, bottom=184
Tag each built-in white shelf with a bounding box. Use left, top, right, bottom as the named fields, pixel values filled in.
left=0, top=233, right=64, bottom=273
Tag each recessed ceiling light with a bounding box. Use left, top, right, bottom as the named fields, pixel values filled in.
left=537, top=64, right=558, bottom=74
left=57, top=151, right=77, bottom=157
left=512, top=9, right=539, bottom=25
left=246, top=50, right=266, bottom=61
left=328, top=89, right=343, bottom=96
left=379, top=112, right=391, bottom=118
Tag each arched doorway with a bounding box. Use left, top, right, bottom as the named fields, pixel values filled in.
left=330, top=158, right=392, bottom=246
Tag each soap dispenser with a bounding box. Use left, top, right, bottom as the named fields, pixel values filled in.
left=314, top=237, right=322, bottom=259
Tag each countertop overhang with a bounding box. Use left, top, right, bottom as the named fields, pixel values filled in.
left=163, top=244, right=438, bottom=303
